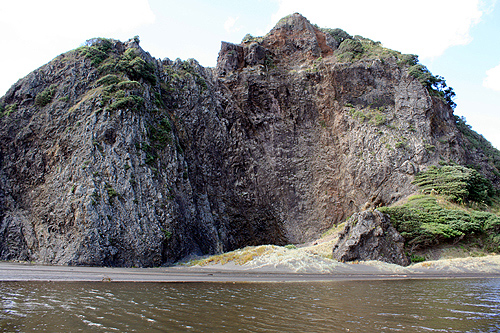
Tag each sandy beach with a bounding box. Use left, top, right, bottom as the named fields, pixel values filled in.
left=2, top=247, right=500, bottom=283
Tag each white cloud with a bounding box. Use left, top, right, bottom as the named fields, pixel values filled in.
left=224, top=16, right=240, bottom=33
left=271, top=0, right=487, bottom=59
left=483, top=63, right=500, bottom=91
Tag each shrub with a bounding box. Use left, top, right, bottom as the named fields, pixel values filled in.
left=35, top=84, right=57, bottom=107
left=1, top=102, right=17, bottom=117
left=79, top=38, right=113, bottom=66
left=412, top=165, right=494, bottom=204
left=321, top=28, right=352, bottom=44
left=407, top=63, right=456, bottom=109
left=106, top=183, right=119, bottom=200
left=369, top=113, right=386, bottom=126
left=338, top=39, right=363, bottom=54
left=395, top=141, right=407, bottom=149
left=397, top=54, right=418, bottom=66
left=455, top=115, right=500, bottom=172
left=149, top=117, right=172, bottom=149
left=379, top=195, right=499, bottom=250
left=99, top=48, right=156, bottom=84
left=96, top=74, right=122, bottom=86
left=117, top=80, right=141, bottom=90
left=108, top=95, right=144, bottom=111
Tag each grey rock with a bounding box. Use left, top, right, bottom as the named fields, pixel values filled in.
left=332, top=210, right=410, bottom=266
left=216, top=42, right=244, bottom=76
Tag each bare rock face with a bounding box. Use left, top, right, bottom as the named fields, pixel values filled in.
left=0, top=14, right=498, bottom=267
left=332, top=210, right=410, bottom=266
left=216, top=42, right=244, bottom=76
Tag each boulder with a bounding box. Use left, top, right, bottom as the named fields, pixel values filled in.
left=332, top=210, right=410, bottom=266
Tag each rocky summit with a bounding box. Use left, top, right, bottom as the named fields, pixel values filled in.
left=1, top=13, right=499, bottom=267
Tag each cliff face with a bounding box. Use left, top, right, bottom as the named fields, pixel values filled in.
left=1, top=14, right=498, bottom=266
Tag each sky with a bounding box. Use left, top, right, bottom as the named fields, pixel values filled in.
left=0, top=0, right=498, bottom=148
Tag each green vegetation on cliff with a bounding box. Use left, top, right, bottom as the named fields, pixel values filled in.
left=323, top=29, right=456, bottom=109
left=455, top=116, right=500, bottom=174
left=379, top=165, right=500, bottom=253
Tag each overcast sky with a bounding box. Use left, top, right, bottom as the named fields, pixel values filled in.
left=1, top=0, right=498, bottom=147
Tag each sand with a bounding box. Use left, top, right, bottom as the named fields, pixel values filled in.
left=2, top=248, right=500, bottom=282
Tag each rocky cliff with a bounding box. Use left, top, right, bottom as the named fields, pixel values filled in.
left=1, top=13, right=498, bottom=266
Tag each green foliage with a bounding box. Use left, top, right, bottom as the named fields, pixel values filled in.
left=424, top=144, right=436, bottom=153
left=412, top=165, right=494, bottom=204
left=149, top=117, right=172, bottom=150
left=407, top=63, right=456, bottom=109
left=348, top=107, right=386, bottom=126
left=284, top=244, right=297, bottom=250
left=321, top=28, right=352, bottom=44
left=135, top=117, right=173, bottom=167
left=98, top=47, right=156, bottom=84
left=410, top=254, right=426, bottom=263
left=105, top=183, right=119, bottom=201
left=397, top=54, right=419, bottom=66
left=162, top=229, right=173, bottom=240
left=79, top=38, right=113, bottom=66
left=1, top=102, right=17, bottom=117
left=108, top=95, right=144, bottom=111
left=35, top=84, right=57, bottom=107
left=338, top=39, right=363, bottom=54
left=98, top=77, right=144, bottom=112
left=381, top=163, right=500, bottom=252
left=369, top=113, right=386, bottom=126
left=241, top=33, right=263, bottom=44
left=455, top=116, right=500, bottom=173
left=117, top=80, right=141, bottom=90
left=379, top=195, right=500, bottom=250
left=96, top=74, right=122, bottom=86
left=395, top=141, right=407, bottom=149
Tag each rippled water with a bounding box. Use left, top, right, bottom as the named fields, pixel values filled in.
left=1, top=279, right=499, bottom=332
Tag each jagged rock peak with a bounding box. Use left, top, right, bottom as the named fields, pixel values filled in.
left=271, top=12, right=317, bottom=32
left=216, top=13, right=337, bottom=76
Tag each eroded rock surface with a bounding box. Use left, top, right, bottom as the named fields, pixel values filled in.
left=332, top=210, right=410, bottom=266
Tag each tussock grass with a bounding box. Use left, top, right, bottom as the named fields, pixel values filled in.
left=189, top=246, right=276, bottom=266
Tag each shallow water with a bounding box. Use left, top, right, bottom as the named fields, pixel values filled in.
left=1, top=279, right=499, bottom=332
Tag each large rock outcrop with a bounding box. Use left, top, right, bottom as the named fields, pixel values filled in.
left=332, top=210, right=410, bottom=266
left=0, top=14, right=498, bottom=266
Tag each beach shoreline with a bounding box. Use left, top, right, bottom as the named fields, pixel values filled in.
left=2, top=259, right=500, bottom=283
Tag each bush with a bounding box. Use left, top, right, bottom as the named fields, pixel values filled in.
left=79, top=38, right=113, bottom=66
left=338, top=39, right=363, bottom=54
left=407, top=64, right=456, bottom=109
left=99, top=48, right=156, bottom=84
left=1, top=102, right=17, bottom=117
left=96, top=74, right=122, bottom=86
left=455, top=116, right=500, bottom=172
left=379, top=195, right=499, bottom=250
left=321, top=28, right=352, bottom=44
left=149, top=117, right=172, bottom=150
left=108, top=95, right=144, bottom=111
left=412, top=165, right=494, bottom=204
left=35, top=84, right=57, bottom=107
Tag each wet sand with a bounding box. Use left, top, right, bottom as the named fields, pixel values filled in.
left=1, top=261, right=500, bottom=283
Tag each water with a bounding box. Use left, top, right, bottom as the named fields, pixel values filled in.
left=1, top=279, right=499, bottom=332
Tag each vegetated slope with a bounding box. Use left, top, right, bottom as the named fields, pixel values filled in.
left=0, top=13, right=498, bottom=267
left=379, top=165, right=500, bottom=259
